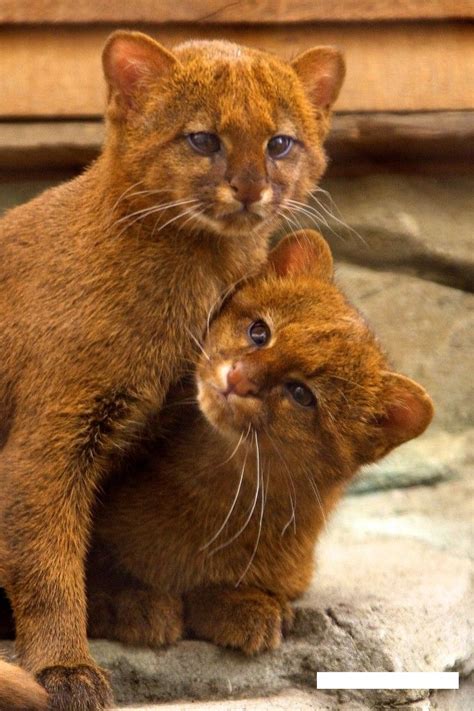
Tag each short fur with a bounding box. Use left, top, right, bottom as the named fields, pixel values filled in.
left=0, top=659, right=47, bottom=711
left=85, top=230, right=434, bottom=655
left=0, top=32, right=344, bottom=709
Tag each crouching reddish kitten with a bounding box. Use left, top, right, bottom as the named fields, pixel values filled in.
left=86, top=230, right=434, bottom=654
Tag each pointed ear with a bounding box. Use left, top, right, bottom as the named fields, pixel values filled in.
left=291, top=46, right=345, bottom=110
left=372, top=373, right=434, bottom=459
left=102, top=31, right=177, bottom=111
left=268, top=230, right=333, bottom=281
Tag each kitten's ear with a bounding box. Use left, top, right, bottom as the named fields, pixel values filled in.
left=291, top=47, right=345, bottom=110
left=370, top=373, right=434, bottom=460
left=268, top=230, right=333, bottom=281
left=102, top=31, right=177, bottom=111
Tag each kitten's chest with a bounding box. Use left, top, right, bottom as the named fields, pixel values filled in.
left=121, top=249, right=249, bottom=388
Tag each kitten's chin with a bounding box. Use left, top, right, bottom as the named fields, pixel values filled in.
left=197, top=381, right=264, bottom=440
left=194, top=209, right=274, bottom=238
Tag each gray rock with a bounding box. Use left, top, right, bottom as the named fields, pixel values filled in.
left=333, top=459, right=474, bottom=558
left=351, top=429, right=473, bottom=494
left=334, top=264, right=474, bottom=432
left=315, top=175, right=474, bottom=291
left=0, top=175, right=73, bottom=216
left=117, top=688, right=348, bottom=710
left=431, top=675, right=474, bottom=710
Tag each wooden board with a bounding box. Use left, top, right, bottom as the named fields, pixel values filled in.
left=0, top=23, right=473, bottom=118
left=1, top=0, right=472, bottom=23
left=0, top=113, right=472, bottom=172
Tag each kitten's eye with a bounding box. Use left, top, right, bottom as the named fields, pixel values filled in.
left=248, top=320, right=270, bottom=347
left=286, top=381, right=316, bottom=408
left=267, top=135, right=294, bottom=159
left=187, top=132, right=221, bottom=156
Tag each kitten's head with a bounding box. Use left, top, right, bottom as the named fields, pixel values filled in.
left=197, top=230, right=433, bottom=477
left=102, top=32, right=344, bottom=237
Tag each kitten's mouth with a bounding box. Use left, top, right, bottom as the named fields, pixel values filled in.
left=197, top=379, right=264, bottom=437
left=218, top=208, right=265, bottom=225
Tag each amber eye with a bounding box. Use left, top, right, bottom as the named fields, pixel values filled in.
left=187, top=132, right=221, bottom=156
left=267, top=135, right=294, bottom=159
left=286, top=381, right=316, bottom=408
left=248, top=320, right=270, bottom=347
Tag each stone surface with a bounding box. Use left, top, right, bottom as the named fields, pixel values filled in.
left=117, top=689, right=349, bottom=710
left=317, top=175, right=474, bottom=291
left=0, top=175, right=73, bottom=216
left=339, top=458, right=474, bottom=559
left=431, top=675, right=474, bottom=710
left=335, top=264, right=474, bottom=432
left=351, top=429, right=473, bottom=494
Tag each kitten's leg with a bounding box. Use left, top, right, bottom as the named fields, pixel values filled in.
left=2, top=393, right=150, bottom=710
left=88, top=589, right=183, bottom=648
left=3, top=447, right=111, bottom=710
left=184, top=585, right=294, bottom=655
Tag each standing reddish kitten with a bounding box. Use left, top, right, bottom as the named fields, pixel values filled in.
left=0, top=33, right=345, bottom=710
left=84, top=230, right=434, bottom=655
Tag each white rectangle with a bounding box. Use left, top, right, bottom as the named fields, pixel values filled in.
left=316, top=672, right=459, bottom=690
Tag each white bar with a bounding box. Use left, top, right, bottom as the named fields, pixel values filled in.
left=316, top=672, right=459, bottom=690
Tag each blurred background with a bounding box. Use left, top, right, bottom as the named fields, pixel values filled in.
left=0, top=2, right=472, bottom=709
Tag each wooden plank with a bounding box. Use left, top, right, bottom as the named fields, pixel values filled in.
left=0, top=23, right=473, bottom=118
left=0, top=113, right=472, bottom=171
left=1, top=0, right=472, bottom=23
left=325, top=111, right=474, bottom=166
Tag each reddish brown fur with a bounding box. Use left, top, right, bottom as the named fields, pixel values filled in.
left=0, top=659, right=47, bottom=711
left=86, top=230, right=433, bottom=656
left=0, top=32, right=344, bottom=709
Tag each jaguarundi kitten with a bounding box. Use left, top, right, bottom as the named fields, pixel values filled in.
left=0, top=31, right=345, bottom=710
left=85, top=230, right=433, bottom=655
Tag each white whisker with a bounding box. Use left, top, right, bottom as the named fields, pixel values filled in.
left=154, top=204, right=202, bottom=234
left=208, top=430, right=260, bottom=556
left=185, top=326, right=211, bottom=362
left=263, top=427, right=297, bottom=536
left=285, top=198, right=332, bottom=233
left=115, top=198, right=199, bottom=227
left=216, top=423, right=251, bottom=469
left=309, top=188, right=368, bottom=247
left=235, top=430, right=265, bottom=587
left=200, top=428, right=250, bottom=552
left=111, top=180, right=144, bottom=212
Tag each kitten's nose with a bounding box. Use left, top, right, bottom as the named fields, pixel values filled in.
left=226, top=361, right=259, bottom=397
left=229, top=175, right=267, bottom=207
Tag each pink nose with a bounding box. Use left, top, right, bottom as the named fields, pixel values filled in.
left=226, top=362, right=259, bottom=397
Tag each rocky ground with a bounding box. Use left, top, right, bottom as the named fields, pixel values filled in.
left=0, top=174, right=472, bottom=709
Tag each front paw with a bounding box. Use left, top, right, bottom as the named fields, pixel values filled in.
left=36, top=664, right=112, bottom=711
left=117, top=591, right=184, bottom=648
left=186, top=587, right=293, bottom=655
left=88, top=589, right=183, bottom=648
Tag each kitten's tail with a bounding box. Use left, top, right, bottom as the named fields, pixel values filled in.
left=0, top=659, right=47, bottom=711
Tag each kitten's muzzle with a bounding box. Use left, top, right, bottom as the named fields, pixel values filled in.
left=229, top=174, right=268, bottom=211
left=223, top=361, right=259, bottom=398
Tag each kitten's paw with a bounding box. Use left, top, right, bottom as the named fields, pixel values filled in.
left=186, top=587, right=292, bottom=655
left=37, top=663, right=112, bottom=711
left=274, top=594, right=295, bottom=636
left=89, top=589, right=183, bottom=648
left=119, top=591, right=184, bottom=647
left=224, top=594, right=283, bottom=654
